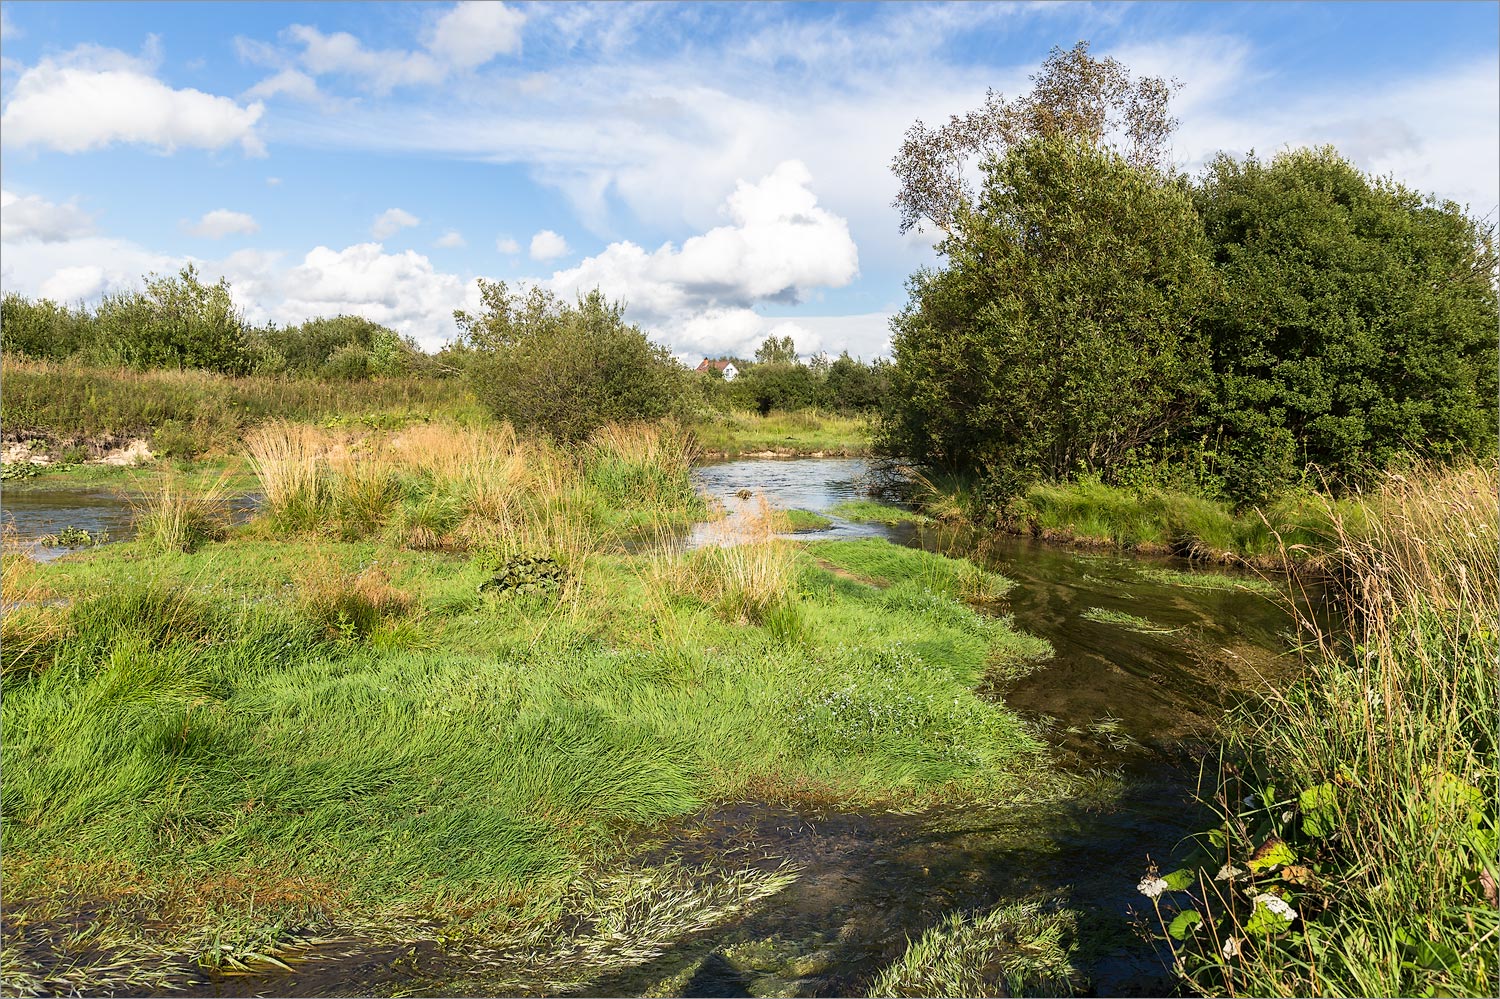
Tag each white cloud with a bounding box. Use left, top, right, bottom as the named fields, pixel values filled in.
left=529, top=229, right=569, bottom=260
left=267, top=2, right=524, bottom=96
left=1, top=44, right=265, bottom=155
left=243, top=67, right=323, bottom=103
left=546, top=160, right=860, bottom=357
left=39, top=265, right=107, bottom=302
left=495, top=236, right=521, bottom=254
left=435, top=229, right=466, bottom=248
left=183, top=209, right=259, bottom=239
left=425, top=1, right=525, bottom=69
left=277, top=243, right=469, bottom=347
left=0, top=189, right=95, bottom=243
left=266, top=176, right=282, bottom=186
left=371, top=207, right=420, bottom=239
left=1, top=6, right=21, bottom=41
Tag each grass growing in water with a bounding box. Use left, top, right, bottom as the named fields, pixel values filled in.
left=1140, top=461, right=1498, bottom=998
left=780, top=508, right=834, bottom=532
left=830, top=498, right=930, bottom=525
left=1080, top=606, right=1177, bottom=634
left=2, top=426, right=1063, bottom=992
left=1136, top=566, right=1278, bottom=595
left=869, top=901, right=1080, bottom=997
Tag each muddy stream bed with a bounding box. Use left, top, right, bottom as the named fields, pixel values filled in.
left=2, top=460, right=1305, bottom=997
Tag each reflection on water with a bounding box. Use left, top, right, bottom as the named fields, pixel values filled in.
left=687, top=458, right=900, bottom=546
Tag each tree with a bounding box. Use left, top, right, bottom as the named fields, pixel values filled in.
left=892, top=41, right=1178, bottom=236
left=455, top=280, right=685, bottom=441
left=881, top=137, right=1211, bottom=492
left=1193, top=147, right=1499, bottom=499
left=89, top=265, right=258, bottom=374
left=754, top=334, right=798, bottom=365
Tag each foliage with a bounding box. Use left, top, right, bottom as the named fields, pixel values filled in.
left=480, top=554, right=567, bottom=601
left=892, top=40, right=1178, bottom=235
left=754, top=334, right=799, bottom=365
left=1141, top=461, right=1498, bottom=998
left=869, top=901, right=1080, bottom=997
left=882, top=137, right=1211, bottom=493
left=455, top=280, right=685, bottom=442
left=1193, top=147, right=1499, bottom=500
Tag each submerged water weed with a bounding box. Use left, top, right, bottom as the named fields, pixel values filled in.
left=869, top=900, right=1081, bottom=998
left=1080, top=606, right=1177, bottom=634
left=1136, top=566, right=1277, bottom=595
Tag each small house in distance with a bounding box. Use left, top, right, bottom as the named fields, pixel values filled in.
left=695, top=358, right=739, bottom=381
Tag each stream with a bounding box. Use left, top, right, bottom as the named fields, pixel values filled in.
left=3, top=459, right=1301, bottom=997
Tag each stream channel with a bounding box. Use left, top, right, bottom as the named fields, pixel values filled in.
left=3, top=459, right=1301, bottom=997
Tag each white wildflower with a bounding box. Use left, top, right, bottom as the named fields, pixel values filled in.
left=1215, top=863, right=1245, bottom=881
left=1138, top=877, right=1170, bottom=899
left=1222, top=936, right=1242, bottom=958
left=1254, top=893, right=1298, bottom=924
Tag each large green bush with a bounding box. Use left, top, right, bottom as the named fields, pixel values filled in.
left=882, top=138, right=1211, bottom=493
left=1193, top=147, right=1499, bottom=500
left=454, top=280, right=685, bottom=441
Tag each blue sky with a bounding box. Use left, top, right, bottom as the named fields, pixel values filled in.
left=2, top=1, right=1496, bottom=358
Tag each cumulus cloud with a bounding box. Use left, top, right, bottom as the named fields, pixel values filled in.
left=1, top=44, right=265, bottom=155
left=39, top=265, right=107, bottom=302
left=529, top=229, right=569, bottom=260
left=496, top=236, right=521, bottom=254
left=371, top=207, right=420, bottom=239
left=424, top=2, right=525, bottom=69
left=435, top=229, right=466, bottom=248
left=183, top=209, right=259, bottom=239
left=260, top=2, right=524, bottom=96
left=546, top=161, right=858, bottom=355
left=0, top=189, right=95, bottom=243
left=277, top=243, right=469, bottom=346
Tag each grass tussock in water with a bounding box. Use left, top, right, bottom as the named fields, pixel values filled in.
left=2, top=425, right=1062, bottom=992
left=829, top=498, right=930, bottom=525
left=1079, top=606, right=1176, bottom=634
left=869, top=901, right=1080, bottom=998
left=130, top=468, right=236, bottom=553
left=1141, top=460, right=1498, bottom=998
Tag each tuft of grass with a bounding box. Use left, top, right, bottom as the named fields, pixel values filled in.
left=131, top=469, right=235, bottom=553
left=296, top=557, right=414, bottom=638
left=1144, top=461, right=1499, bottom=998
left=1136, top=566, right=1278, bottom=595
left=869, top=901, right=1081, bottom=997
left=1080, top=606, right=1177, bottom=634
left=779, top=508, right=834, bottom=532
left=830, top=498, right=930, bottom=525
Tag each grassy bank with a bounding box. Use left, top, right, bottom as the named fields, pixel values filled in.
left=1, top=359, right=871, bottom=474
left=691, top=408, right=870, bottom=457
left=907, top=470, right=1370, bottom=565
left=1138, top=461, right=1497, bottom=997
left=1, top=421, right=1057, bottom=994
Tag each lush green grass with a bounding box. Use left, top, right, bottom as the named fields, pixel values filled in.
left=999, top=475, right=1360, bottom=563
left=830, top=498, right=930, bottom=525
left=1139, top=462, right=1498, bottom=998
left=782, top=508, right=834, bottom=532
left=0, top=427, right=1060, bottom=992
left=690, top=408, right=870, bottom=457
left=1, top=357, right=482, bottom=459
left=1134, top=566, right=1279, bottom=596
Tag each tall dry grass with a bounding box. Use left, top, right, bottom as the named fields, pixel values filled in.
left=244, top=420, right=695, bottom=561
left=131, top=468, right=237, bottom=553
left=649, top=494, right=800, bottom=625
left=1163, top=460, right=1498, bottom=997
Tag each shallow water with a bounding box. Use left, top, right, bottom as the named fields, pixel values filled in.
left=0, top=484, right=260, bottom=562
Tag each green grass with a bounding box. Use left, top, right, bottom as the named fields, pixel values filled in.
left=1, top=430, right=1061, bottom=992
left=1138, top=462, right=1498, bottom=998
left=690, top=408, right=870, bottom=457
left=1, top=356, right=482, bottom=459
left=830, top=498, right=930, bottom=525
left=782, top=508, right=834, bottom=532
left=1135, top=566, right=1278, bottom=595
left=869, top=901, right=1080, bottom=997
left=1079, top=606, right=1177, bottom=634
